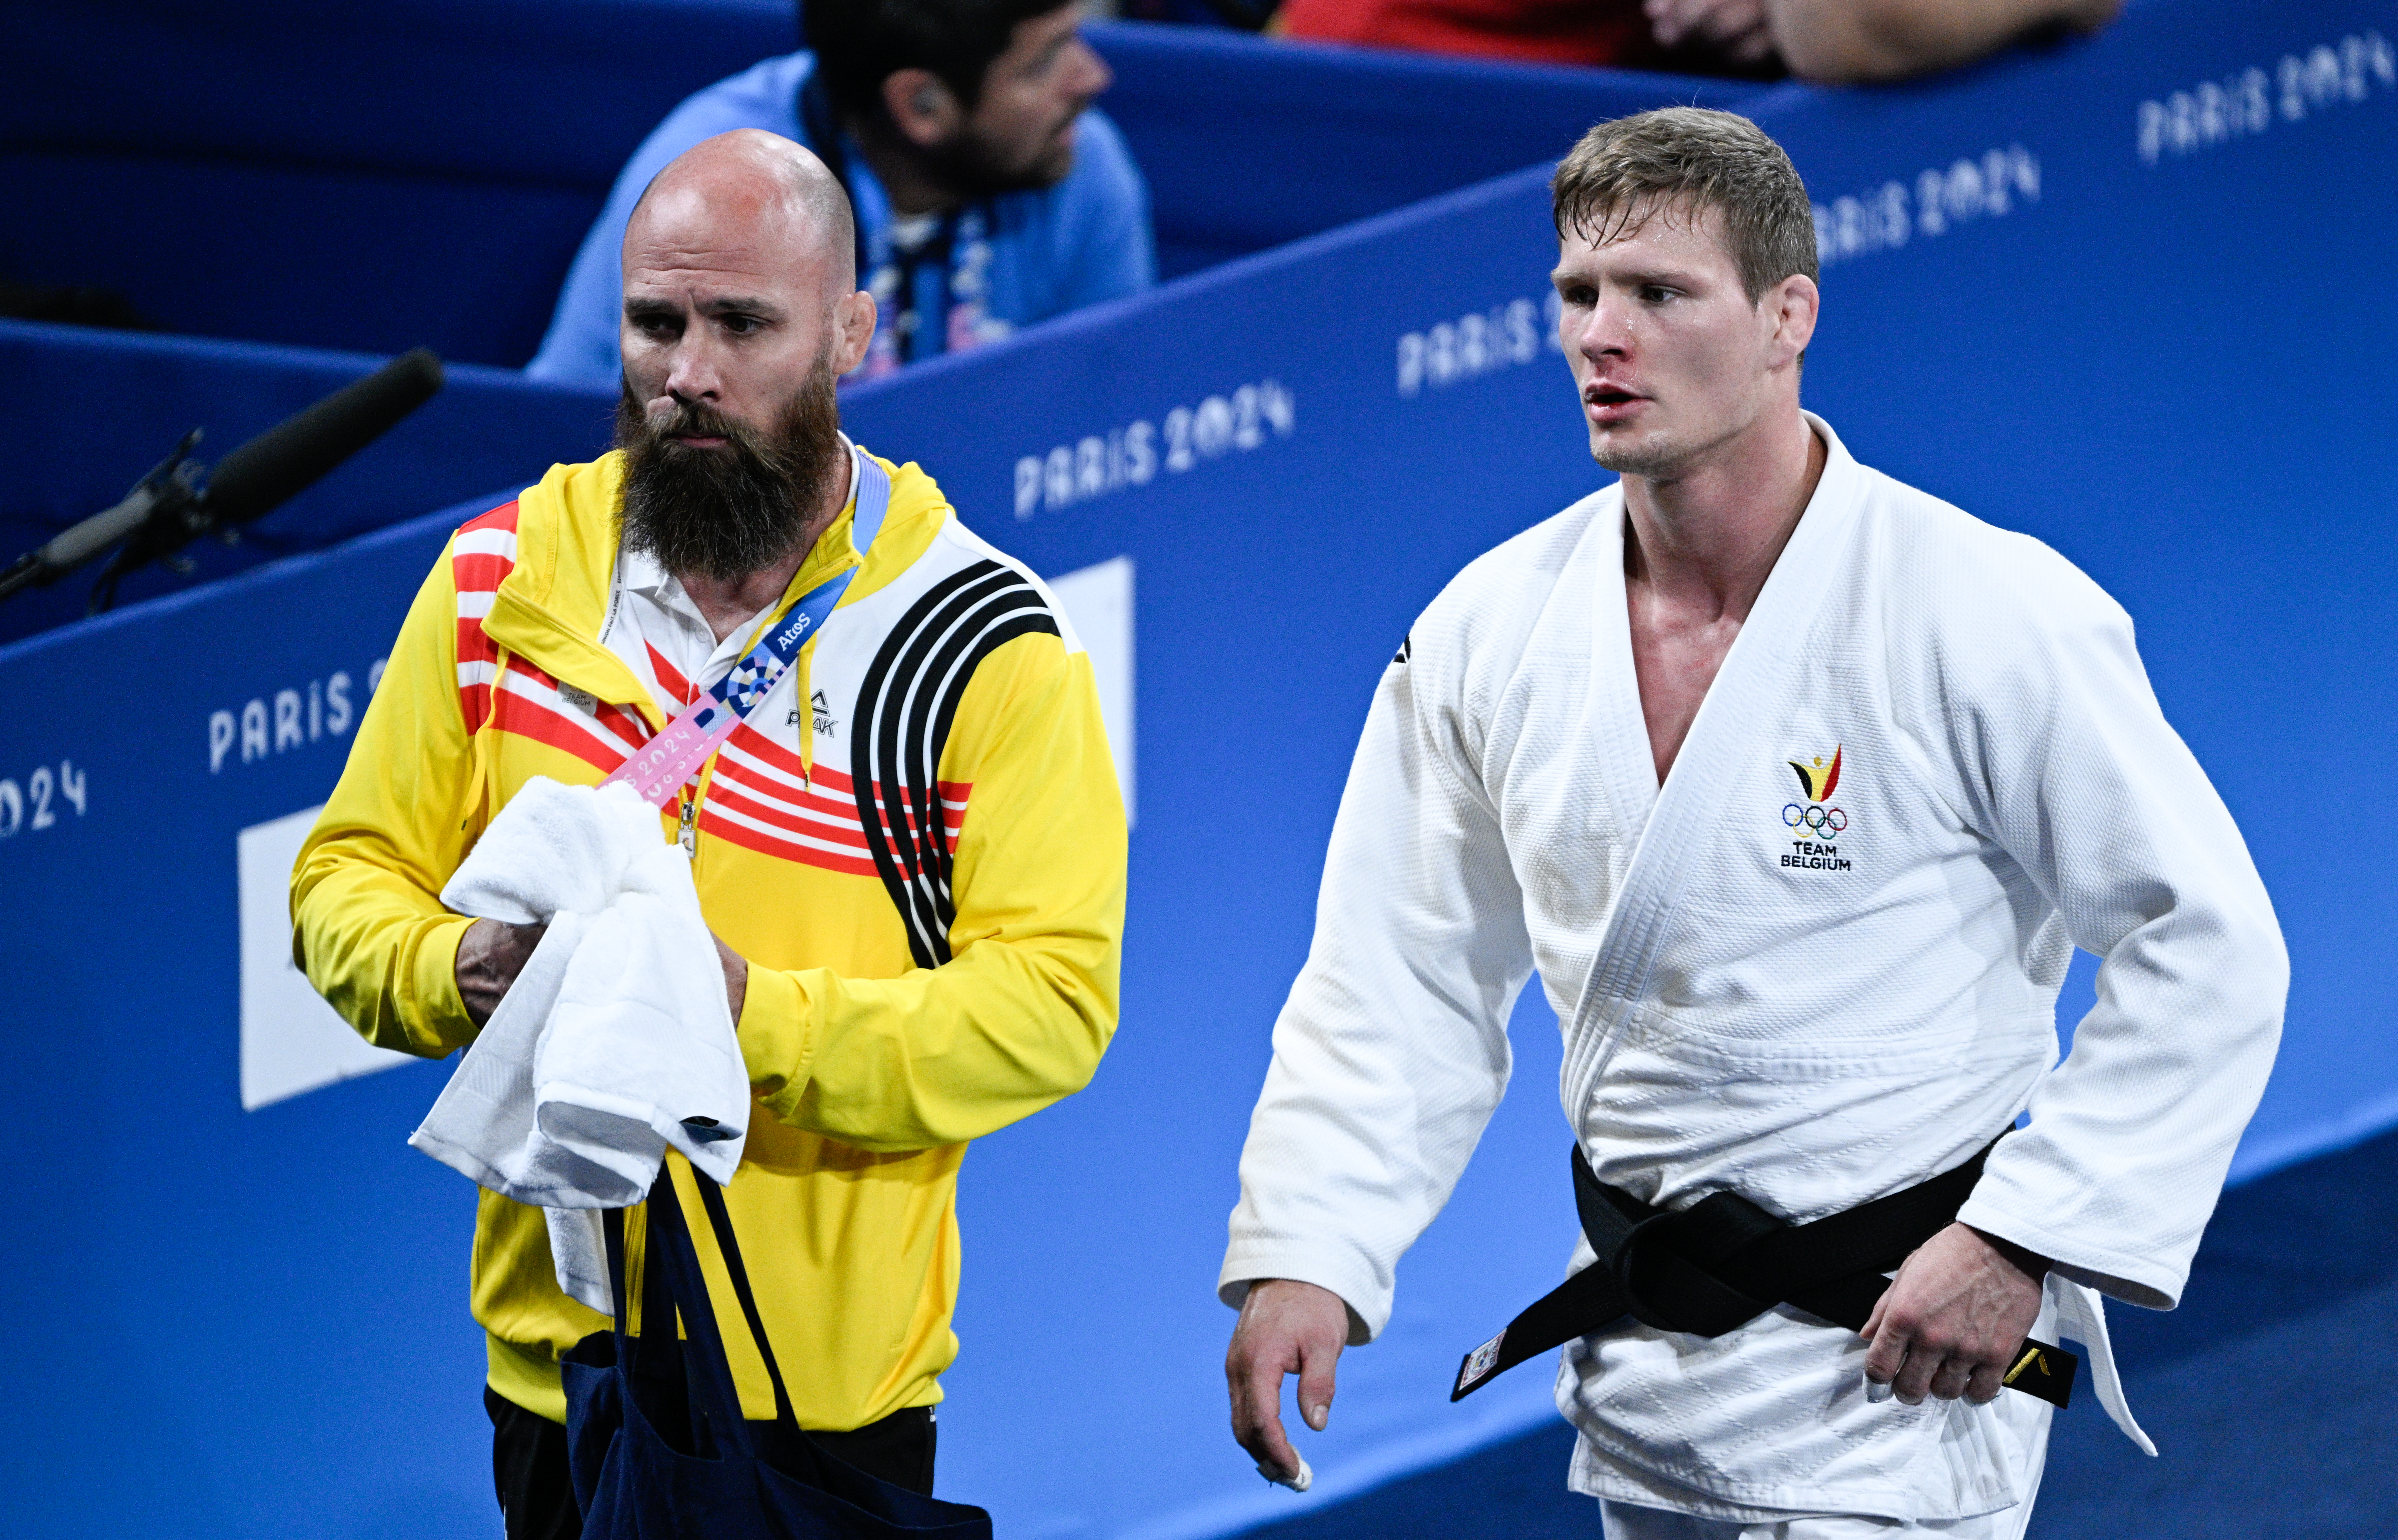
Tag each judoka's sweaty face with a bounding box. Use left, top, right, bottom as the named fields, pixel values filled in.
left=1552, top=201, right=1813, bottom=481
left=617, top=132, right=877, bottom=579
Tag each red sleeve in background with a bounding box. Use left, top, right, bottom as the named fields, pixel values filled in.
left=1279, top=0, right=1783, bottom=77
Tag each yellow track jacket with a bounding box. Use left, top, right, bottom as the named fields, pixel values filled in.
left=292, top=448, right=1125, bottom=1427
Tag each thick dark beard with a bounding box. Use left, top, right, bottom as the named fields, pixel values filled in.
left=918, top=114, right=1077, bottom=200
left=614, top=365, right=844, bottom=584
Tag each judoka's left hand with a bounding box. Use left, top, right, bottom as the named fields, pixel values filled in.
left=1862, top=1223, right=2048, bottom=1406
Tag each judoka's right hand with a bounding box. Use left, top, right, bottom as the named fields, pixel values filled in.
left=455, top=918, right=548, bottom=1026
left=1226, top=1278, right=1348, bottom=1483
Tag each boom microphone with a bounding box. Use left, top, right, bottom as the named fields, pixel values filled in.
left=2, top=431, right=203, bottom=591
left=0, top=346, right=446, bottom=611
left=204, top=347, right=445, bottom=528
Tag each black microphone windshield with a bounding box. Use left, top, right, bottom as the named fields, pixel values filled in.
left=204, top=348, right=445, bottom=527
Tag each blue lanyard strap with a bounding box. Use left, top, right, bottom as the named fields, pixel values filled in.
left=713, top=446, right=890, bottom=718
left=603, top=447, right=891, bottom=807
left=797, top=70, right=991, bottom=371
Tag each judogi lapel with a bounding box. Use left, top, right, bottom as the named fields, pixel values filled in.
left=1560, top=435, right=1870, bottom=1125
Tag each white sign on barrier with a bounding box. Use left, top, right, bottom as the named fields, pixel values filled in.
left=238, top=804, right=416, bottom=1110
left=1048, top=555, right=1137, bottom=826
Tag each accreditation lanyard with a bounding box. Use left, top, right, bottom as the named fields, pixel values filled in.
left=601, top=449, right=891, bottom=810
left=795, top=73, right=999, bottom=380
left=847, top=161, right=995, bottom=378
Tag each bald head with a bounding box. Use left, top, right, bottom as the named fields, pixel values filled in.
left=618, top=128, right=878, bottom=442
left=628, top=129, right=856, bottom=296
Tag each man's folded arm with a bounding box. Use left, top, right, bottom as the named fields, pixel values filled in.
left=1765, top=0, right=2120, bottom=85
left=734, top=632, right=1130, bottom=1151
left=1943, top=558, right=2287, bottom=1310
left=1218, top=641, right=1535, bottom=1341
left=290, top=541, right=485, bottom=1059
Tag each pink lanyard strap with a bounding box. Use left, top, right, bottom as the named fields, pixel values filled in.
left=601, top=450, right=891, bottom=808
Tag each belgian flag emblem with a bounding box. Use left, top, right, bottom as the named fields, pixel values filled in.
left=1788, top=745, right=1843, bottom=803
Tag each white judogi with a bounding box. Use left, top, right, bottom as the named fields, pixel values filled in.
left=1220, top=416, right=2286, bottom=1524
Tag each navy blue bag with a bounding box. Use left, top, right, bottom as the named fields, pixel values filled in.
left=561, top=1164, right=994, bottom=1540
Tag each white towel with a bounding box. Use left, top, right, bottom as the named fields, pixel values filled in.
left=408, top=776, right=750, bottom=1312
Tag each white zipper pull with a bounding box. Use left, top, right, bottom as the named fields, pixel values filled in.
left=677, top=792, right=697, bottom=855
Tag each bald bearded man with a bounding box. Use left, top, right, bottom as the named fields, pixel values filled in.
left=293, top=130, right=1127, bottom=1538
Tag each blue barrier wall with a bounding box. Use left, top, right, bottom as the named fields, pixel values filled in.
left=1, top=0, right=2393, bottom=1535
left=0, top=3, right=1748, bottom=645
left=0, top=0, right=1750, bottom=363
left=0, top=324, right=619, bottom=646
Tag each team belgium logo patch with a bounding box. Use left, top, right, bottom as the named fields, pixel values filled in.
left=1779, top=744, right=1853, bottom=873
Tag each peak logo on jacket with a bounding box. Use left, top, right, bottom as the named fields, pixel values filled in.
left=787, top=689, right=839, bottom=739
left=1779, top=744, right=1853, bottom=873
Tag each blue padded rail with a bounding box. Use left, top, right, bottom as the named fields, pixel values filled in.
left=0, top=322, right=620, bottom=646
left=0, top=0, right=1753, bottom=365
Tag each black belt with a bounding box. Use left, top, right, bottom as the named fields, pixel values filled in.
left=1450, top=1136, right=2075, bottom=1408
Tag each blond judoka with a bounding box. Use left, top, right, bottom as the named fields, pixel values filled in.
left=1217, top=108, right=2285, bottom=1539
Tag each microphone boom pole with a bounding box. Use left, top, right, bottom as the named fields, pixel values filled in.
left=0, top=428, right=204, bottom=605
left=0, top=347, right=445, bottom=612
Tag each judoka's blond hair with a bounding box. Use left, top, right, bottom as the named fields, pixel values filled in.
left=1552, top=109, right=1818, bottom=304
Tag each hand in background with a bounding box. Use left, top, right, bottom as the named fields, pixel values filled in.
left=1646, top=0, right=1780, bottom=65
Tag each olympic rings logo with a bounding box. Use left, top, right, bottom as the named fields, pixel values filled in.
left=1782, top=803, right=1848, bottom=835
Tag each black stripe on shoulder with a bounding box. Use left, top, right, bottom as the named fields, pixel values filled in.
left=851, top=559, right=1061, bottom=967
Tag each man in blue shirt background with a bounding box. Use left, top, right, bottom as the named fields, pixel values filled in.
left=528, top=0, right=1156, bottom=386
